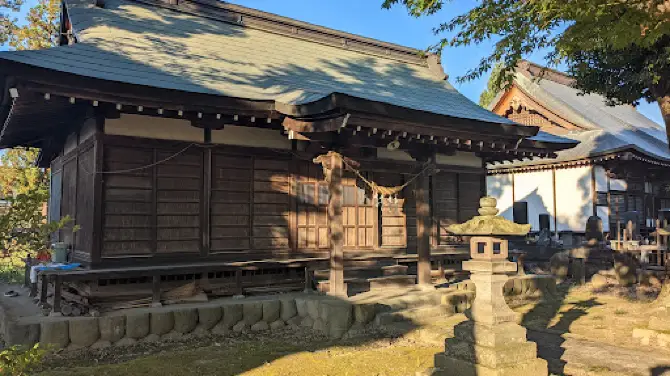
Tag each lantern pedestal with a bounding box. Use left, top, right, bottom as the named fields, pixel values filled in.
left=433, top=199, right=547, bottom=376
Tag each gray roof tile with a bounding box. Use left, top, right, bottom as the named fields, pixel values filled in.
left=0, top=0, right=516, bottom=126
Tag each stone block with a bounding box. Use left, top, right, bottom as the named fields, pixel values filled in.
left=114, top=337, right=137, bottom=347
left=306, top=299, right=320, bottom=320
left=322, top=301, right=353, bottom=339
left=100, top=315, right=126, bottom=343
left=287, top=316, right=302, bottom=328
left=150, top=312, right=174, bottom=336
left=142, top=333, right=161, bottom=343
left=40, top=321, right=69, bottom=349
left=90, top=340, right=112, bottom=350
left=353, top=304, right=376, bottom=325
left=211, top=323, right=231, bottom=336
left=512, top=278, right=523, bottom=296
left=173, top=309, right=198, bottom=334
left=251, top=321, right=269, bottom=332
left=4, top=322, right=39, bottom=346
left=614, top=253, right=638, bottom=287
left=295, top=298, right=308, bottom=317
left=263, top=300, right=281, bottom=323
left=590, top=274, right=609, bottom=289
left=633, top=328, right=656, bottom=346
left=549, top=251, right=569, bottom=280
left=232, top=321, right=249, bottom=333
left=221, top=304, right=243, bottom=329
left=69, top=317, right=100, bottom=347
left=270, top=320, right=285, bottom=330
left=280, top=299, right=297, bottom=321
left=198, top=307, right=222, bottom=330
left=313, top=318, right=327, bottom=334
left=243, top=303, right=263, bottom=326
left=444, top=340, right=539, bottom=368
left=434, top=353, right=547, bottom=376
left=649, top=315, right=670, bottom=332
left=453, top=322, right=527, bottom=348
left=300, top=316, right=314, bottom=328
left=658, top=333, right=670, bottom=348
left=126, top=313, right=150, bottom=339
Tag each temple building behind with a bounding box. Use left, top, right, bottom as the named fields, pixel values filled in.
left=487, top=61, right=670, bottom=245
left=0, top=0, right=572, bottom=301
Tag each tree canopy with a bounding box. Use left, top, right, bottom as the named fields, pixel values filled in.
left=382, top=0, right=670, bottom=138
left=2, top=0, right=59, bottom=50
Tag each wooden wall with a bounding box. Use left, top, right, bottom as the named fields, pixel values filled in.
left=52, top=131, right=485, bottom=267
left=49, top=119, right=98, bottom=263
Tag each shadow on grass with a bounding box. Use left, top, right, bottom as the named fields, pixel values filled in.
left=521, top=283, right=602, bottom=375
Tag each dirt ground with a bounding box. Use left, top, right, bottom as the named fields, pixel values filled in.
left=35, top=283, right=670, bottom=376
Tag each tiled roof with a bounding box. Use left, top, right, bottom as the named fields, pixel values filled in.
left=489, top=63, right=669, bottom=170
left=0, top=0, right=517, bottom=126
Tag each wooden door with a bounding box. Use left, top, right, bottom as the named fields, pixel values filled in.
left=342, top=173, right=375, bottom=249
left=296, top=162, right=329, bottom=250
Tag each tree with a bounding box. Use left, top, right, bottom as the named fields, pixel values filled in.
left=2, top=0, right=60, bottom=50
left=382, top=0, right=670, bottom=141
left=0, top=148, right=47, bottom=198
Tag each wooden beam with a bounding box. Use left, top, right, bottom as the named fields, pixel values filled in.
left=283, top=114, right=349, bottom=133
left=414, top=173, right=431, bottom=286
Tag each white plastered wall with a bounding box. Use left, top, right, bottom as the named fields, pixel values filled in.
left=555, top=166, right=594, bottom=232
left=105, top=114, right=204, bottom=142
left=513, top=170, right=555, bottom=232
left=486, top=174, right=514, bottom=222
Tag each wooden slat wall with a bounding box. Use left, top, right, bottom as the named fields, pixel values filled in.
left=60, top=157, right=78, bottom=245
left=458, top=173, right=481, bottom=222
left=75, top=146, right=96, bottom=254
left=156, top=149, right=202, bottom=253
left=210, top=153, right=252, bottom=253
left=432, top=172, right=458, bottom=245
left=102, top=146, right=153, bottom=256
left=252, top=157, right=291, bottom=251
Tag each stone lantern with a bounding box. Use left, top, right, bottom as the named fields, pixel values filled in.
left=432, top=196, right=547, bottom=376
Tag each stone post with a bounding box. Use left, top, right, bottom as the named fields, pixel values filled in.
left=432, top=197, right=547, bottom=376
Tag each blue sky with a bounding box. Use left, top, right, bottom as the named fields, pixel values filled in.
left=4, top=0, right=665, bottom=125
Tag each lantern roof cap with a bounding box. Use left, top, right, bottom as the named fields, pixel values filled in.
left=447, top=197, right=531, bottom=236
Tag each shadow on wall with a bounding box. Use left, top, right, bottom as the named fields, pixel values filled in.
left=487, top=170, right=593, bottom=233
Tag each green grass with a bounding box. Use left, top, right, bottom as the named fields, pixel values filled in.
left=38, top=340, right=440, bottom=376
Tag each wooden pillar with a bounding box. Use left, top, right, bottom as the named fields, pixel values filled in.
left=414, top=174, right=431, bottom=286
left=52, top=275, right=62, bottom=315
left=327, top=152, right=346, bottom=297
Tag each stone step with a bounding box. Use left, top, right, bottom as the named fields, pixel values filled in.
left=314, top=267, right=385, bottom=281
left=368, top=275, right=417, bottom=290
left=381, top=265, right=408, bottom=276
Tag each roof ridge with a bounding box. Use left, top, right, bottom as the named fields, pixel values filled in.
left=517, top=60, right=575, bottom=86
left=126, top=0, right=440, bottom=70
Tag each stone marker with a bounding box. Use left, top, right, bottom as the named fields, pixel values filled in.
left=433, top=197, right=547, bottom=376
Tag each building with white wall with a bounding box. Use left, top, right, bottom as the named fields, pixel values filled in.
left=487, top=61, right=670, bottom=241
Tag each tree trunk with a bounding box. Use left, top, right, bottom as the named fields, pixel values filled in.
left=658, top=95, right=670, bottom=147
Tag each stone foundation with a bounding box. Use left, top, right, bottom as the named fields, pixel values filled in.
left=3, top=288, right=485, bottom=350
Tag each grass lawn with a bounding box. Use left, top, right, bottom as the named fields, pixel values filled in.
left=38, top=338, right=440, bottom=376
left=35, top=283, right=665, bottom=376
